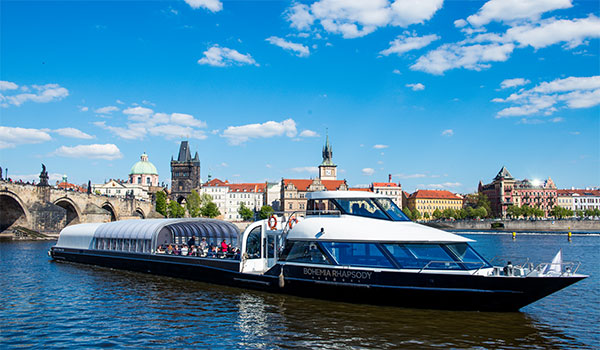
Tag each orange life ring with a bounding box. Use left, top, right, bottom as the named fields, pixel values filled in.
left=288, top=216, right=298, bottom=229
left=268, top=215, right=278, bottom=230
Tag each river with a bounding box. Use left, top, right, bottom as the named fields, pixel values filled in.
left=0, top=233, right=598, bottom=349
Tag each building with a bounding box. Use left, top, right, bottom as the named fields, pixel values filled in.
left=478, top=166, right=557, bottom=217
left=371, top=174, right=402, bottom=209
left=129, top=152, right=159, bottom=187
left=93, top=179, right=150, bottom=200
left=170, top=141, right=201, bottom=203
left=407, top=190, right=463, bottom=219
left=557, top=189, right=600, bottom=212
left=56, top=175, right=85, bottom=192
left=200, top=178, right=267, bottom=221
left=281, top=135, right=348, bottom=214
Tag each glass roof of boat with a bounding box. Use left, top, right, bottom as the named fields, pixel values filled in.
left=306, top=191, right=389, bottom=200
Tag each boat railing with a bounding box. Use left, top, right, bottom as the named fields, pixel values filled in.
left=417, top=260, right=487, bottom=273
left=527, top=261, right=582, bottom=276
left=489, top=255, right=532, bottom=270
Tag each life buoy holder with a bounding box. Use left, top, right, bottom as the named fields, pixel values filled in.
left=288, top=216, right=298, bottom=229
left=268, top=215, right=278, bottom=230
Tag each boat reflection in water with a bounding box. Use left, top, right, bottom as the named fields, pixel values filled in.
left=50, top=191, right=587, bottom=312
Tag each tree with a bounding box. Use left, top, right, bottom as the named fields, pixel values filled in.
left=474, top=207, right=487, bottom=219
left=413, top=209, right=422, bottom=221
left=168, top=200, right=185, bottom=218
left=201, top=202, right=220, bottom=218
left=432, top=209, right=443, bottom=220
left=423, top=212, right=430, bottom=220
left=442, top=208, right=455, bottom=219
left=473, top=193, right=492, bottom=218
left=532, top=207, right=544, bottom=218
left=258, top=205, right=274, bottom=220
left=403, top=207, right=413, bottom=220
left=186, top=190, right=202, bottom=217
left=238, top=203, right=254, bottom=221
left=507, top=205, right=521, bottom=219
left=155, top=191, right=167, bottom=217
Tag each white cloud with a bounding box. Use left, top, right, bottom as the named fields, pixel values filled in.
left=394, top=173, right=427, bottom=179
left=2, top=83, right=68, bottom=107
left=506, top=15, right=600, bottom=49
left=406, top=83, right=425, bottom=91
left=286, top=0, right=443, bottom=39
left=380, top=32, right=439, bottom=56
left=466, top=0, right=572, bottom=27
left=266, top=36, right=310, bottom=57
left=10, top=173, right=63, bottom=183
left=123, top=106, right=154, bottom=118
left=362, top=168, right=375, bottom=176
left=222, top=119, right=297, bottom=145
left=184, top=0, right=222, bottom=12
left=95, top=106, right=119, bottom=114
left=501, top=78, right=530, bottom=89
left=0, top=126, right=52, bottom=149
left=454, top=19, right=467, bottom=28
left=411, top=42, right=514, bottom=75
left=299, top=129, right=319, bottom=137
left=494, top=75, right=600, bottom=118
left=198, top=45, right=258, bottom=67
left=94, top=121, right=147, bottom=140
left=54, top=144, right=122, bottom=160
left=291, top=166, right=319, bottom=174
left=373, top=144, right=388, bottom=149
left=170, top=113, right=207, bottom=127
left=0, top=81, right=18, bottom=91
left=427, top=182, right=462, bottom=189
left=54, top=128, right=94, bottom=139
left=441, top=129, right=454, bottom=136
left=148, top=124, right=207, bottom=140
left=79, top=106, right=89, bottom=112
left=392, top=69, right=401, bottom=74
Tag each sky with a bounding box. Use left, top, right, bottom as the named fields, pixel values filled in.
left=0, top=0, right=599, bottom=194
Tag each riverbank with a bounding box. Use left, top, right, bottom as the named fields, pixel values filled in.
left=425, top=219, right=600, bottom=233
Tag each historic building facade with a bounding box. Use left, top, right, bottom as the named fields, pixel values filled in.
left=557, top=189, right=600, bottom=211
left=281, top=136, right=348, bottom=214
left=406, top=190, right=463, bottom=219
left=170, top=141, right=201, bottom=203
left=129, top=152, right=159, bottom=187
left=478, top=166, right=557, bottom=217
left=200, top=178, right=267, bottom=221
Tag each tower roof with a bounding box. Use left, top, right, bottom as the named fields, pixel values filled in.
left=130, top=152, right=158, bottom=175
left=494, top=166, right=513, bottom=180
left=177, top=141, right=191, bottom=162
left=320, top=133, right=335, bottom=166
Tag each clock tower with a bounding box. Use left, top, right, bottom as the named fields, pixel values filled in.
left=318, top=134, right=337, bottom=180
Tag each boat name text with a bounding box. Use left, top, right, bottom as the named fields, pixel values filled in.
left=303, top=268, right=372, bottom=280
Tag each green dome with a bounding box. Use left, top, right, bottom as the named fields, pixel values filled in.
left=129, top=153, right=158, bottom=175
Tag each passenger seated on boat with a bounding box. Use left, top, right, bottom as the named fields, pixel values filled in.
left=190, top=245, right=197, bottom=256
left=199, top=238, right=208, bottom=251
left=181, top=244, right=189, bottom=256
left=167, top=244, right=174, bottom=255
left=187, top=236, right=196, bottom=247
left=174, top=245, right=181, bottom=255
left=220, top=240, right=228, bottom=253
left=233, top=248, right=241, bottom=260
left=208, top=246, right=217, bottom=258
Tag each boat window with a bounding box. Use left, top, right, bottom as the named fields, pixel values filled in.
left=321, top=242, right=393, bottom=268
left=333, top=198, right=389, bottom=220
left=374, top=198, right=410, bottom=221
left=445, top=243, right=491, bottom=269
left=267, top=235, right=275, bottom=259
left=280, top=241, right=331, bottom=264
left=245, top=226, right=262, bottom=259
left=383, top=244, right=461, bottom=270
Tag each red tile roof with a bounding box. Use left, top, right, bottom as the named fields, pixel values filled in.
left=349, top=187, right=372, bottom=192
left=409, top=190, right=462, bottom=200
left=557, top=189, right=600, bottom=196
left=204, top=178, right=229, bottom=187
left=57, top=182, right=84, bottom=192
left=229, top=183, right=266, bottom=193
left=372, top=182, right=400, bottom=187
left=283, top=179, right=346, bottom=191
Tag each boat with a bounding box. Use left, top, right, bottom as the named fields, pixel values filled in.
left=50, top=191, right=587, bottom=311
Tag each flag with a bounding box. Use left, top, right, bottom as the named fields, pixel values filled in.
left=544, top=249, right=563, bottom=274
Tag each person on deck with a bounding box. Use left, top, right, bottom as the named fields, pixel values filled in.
left=187, top=236, right=196, bottom=247
left=220, top=239, right=228, bottom=254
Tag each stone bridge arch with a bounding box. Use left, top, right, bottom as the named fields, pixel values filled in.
left=101, top=202, right=118, bottom=221
left=0, top=190, right=31, bottom=232
left=134, top=207, right=146, bottom=219
left=53, top=197, right=82, bottom=226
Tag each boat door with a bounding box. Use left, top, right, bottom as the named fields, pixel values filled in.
left=265, top=231, right=280, bottom=270
left=241, top=223, right=266, bottom=273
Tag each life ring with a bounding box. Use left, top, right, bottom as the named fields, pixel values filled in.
left=268, top=215, right=278, bottom=230
left=288, top=216, right=298, bottom=229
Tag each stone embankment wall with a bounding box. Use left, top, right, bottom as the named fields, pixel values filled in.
left=426, top=219, right=600, bottom=232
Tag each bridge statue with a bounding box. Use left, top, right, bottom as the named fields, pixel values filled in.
left=0, top=166, right=2, bottom=180
left=38, top=164, right=49, bottom=187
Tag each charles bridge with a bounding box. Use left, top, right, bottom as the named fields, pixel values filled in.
left=0, top=180, right=158, bottom=236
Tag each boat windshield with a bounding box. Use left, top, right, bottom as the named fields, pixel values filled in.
left=332, top=198, right=410, bottom=221
left=374, top=198, right=410, bottom=221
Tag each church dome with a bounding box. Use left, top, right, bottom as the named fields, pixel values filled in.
left=129, top=153, right=158, bottom=175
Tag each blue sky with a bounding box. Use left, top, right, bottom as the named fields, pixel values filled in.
left=1, top=0, right=598, bottom=193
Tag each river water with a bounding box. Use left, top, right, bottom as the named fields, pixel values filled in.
left=0, top=233, right=598, bottom=349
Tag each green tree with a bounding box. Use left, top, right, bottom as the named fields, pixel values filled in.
left=507, top=205, right=521, bottom=218
left=238, top=203, right=254, bottom=221
left=155, top=191, right=167, bottom=217
left=532, top=207, right=544, bottom=218
left=413, top=208, right=422, bottom=221
left=403, top=207, right=413, bottom=220
left=432, top=209, right=443, bottom=220
left=200, top=201, right=220, bottom=218
left=258, top=205, right=274, bottom=220
left=456, top=208, right=467, bottom=220
left=474, top=207, right=487, bottom=218
left=442, top=208, right=455, bottom=219
left=168, top=200, right=185, bottom=218
left=475, top=193, right=492, bottom=218
left=186, top=190, right=202, bottom=217
left=465, top=206, right=475, bottom=219
left=423, top=212, right=430, bottom=220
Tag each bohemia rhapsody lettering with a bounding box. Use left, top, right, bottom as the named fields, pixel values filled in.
left=303, top=267, right=373, bottom=280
